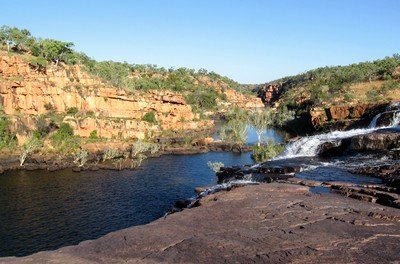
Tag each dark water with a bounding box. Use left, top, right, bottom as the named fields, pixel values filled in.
left=0, top=126, right=385, bottom=258
left=0, top=152, right=253, bottom=257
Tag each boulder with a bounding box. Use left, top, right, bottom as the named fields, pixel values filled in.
left=325, top=106, right=350, bottom=120
left=349, top=130, right=400, bottom=151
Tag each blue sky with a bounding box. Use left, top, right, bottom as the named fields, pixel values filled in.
left=1, top=0, right=399, bottom=83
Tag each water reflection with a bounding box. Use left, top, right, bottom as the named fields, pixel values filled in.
left=0, top=152, right=253, bottom=257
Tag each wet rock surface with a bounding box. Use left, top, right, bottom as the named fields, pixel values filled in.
left=2, top=183, right=399, bottom=263
left=351, top=164, right=400, bottom=189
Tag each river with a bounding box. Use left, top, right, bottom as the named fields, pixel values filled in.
left=0, top=126, right=285, bottom=257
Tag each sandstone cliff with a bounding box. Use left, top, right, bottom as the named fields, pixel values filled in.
left=0, top=53, right=262, bottom=140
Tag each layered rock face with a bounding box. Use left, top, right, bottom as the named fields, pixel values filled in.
left=0, top=55, right=229, bottom=139
left=308, top=103, right=389, bottom=130
left=256, top=83, right=281, bottom=105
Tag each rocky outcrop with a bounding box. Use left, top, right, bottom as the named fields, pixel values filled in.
left=2, top=183, right=400, bottom=263
left=256, top=83, right=281, bottom=105
left=0, top=54, right=264, bottom=140
left=351, top=164, right=400, bottom=189
left=308, top=103, right=390, bottom=131
left=349, top=130, right=400, bottom=152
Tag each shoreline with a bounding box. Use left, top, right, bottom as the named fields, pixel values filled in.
left=1, top=182, right=399, bottom=263
left=0, top=142, right=253, bottom=174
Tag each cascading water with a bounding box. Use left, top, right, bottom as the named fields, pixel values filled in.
left=279, top=102, right=400, bottom=159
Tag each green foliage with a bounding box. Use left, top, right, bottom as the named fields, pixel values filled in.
left=185, top=87, right=221, bottom=111
left=271, top=54, right=400, bottom=110
left=102, top=148, right=121, bottom=162
left=249, top=109, right=274, bottom=146
left=0, top=26, right=33, bottom=52
left=142, top=111, right=156, bottom=123
left=51, top=123, right=74, bottom=142
left=29, top=56, right=47, bottom=71
left=219, top=120, right=247, bottom=144
left=224, top=107, right=249, bottom=123
left=0, top=115, right=16, bottom=149
left=66, top=107, right=79, bottom=115
left=380, top=80, right=400, bottom=94
left=19, top=136, right=43, bottom=166
left=74, top=149, right=89, bottom=167
left=207, top=161, right=224, bottom=173
left=252, top=141, right=285, bottom=163
left=89, top=130, right=98, bottom=139
left=32, top=39, right=74, bottom=65
left=274, top=106, right=295, bottom=127
left=366, top=90, right=382, bottom=102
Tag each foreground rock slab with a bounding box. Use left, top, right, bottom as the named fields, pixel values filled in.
left=2, top=183, right=400, bottom=263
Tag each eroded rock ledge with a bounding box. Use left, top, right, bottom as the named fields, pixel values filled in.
left=2, top=183, right=399, bottom=263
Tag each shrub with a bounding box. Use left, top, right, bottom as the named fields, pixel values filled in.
left=366, top=90, right=382, bottom=101
left=66, top=107, right=79, bottom=115
left=52, top=123, right=74, bottom=140
left=219, top=121, right=247, bottom=144
left=207, top=161, right=224, bottom=173
left=29, top=56, right=47, bottom=71
left=380, top=80, right=400, bottom=94
left=19, top=136, right=43, bottom=166
left=89, top=130, right=98, bottom=139
left=0, top=115, right=15, bottom=149
left=102, top=148, right=120, bottom=162
left=74, top=149, right=89, bottom=167
left=44, top=102, right=55, bottom=111
left=51, top=123, right=77, bottom=154
left=252, top=141, right=285, bottom=163
left=142, top=112, right=156, bottom=123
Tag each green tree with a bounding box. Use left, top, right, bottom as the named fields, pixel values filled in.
left=38, top=39, right=74, bottom=66
left=19, top=136, right=43, bottom=166
left=249, top=109, right=274, bottom=147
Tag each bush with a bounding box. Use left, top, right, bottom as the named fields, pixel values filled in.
left=0, top=116, right=15, bottom=149
left=252, top=141, right=285, bottom=163
left=89, top=130, right=98, bottom=139
left=380, top=80, right=400, bottom=94
left=366, top=90, right=382, bottom=101
left=66, top=107, right=79, bottom=115
left=142, top=112, right=156, bottom=123
left=52, top=123, right=74, bottom=139
left=29, top=56, right=47, bottom=71
left=207, top=161, right=224, bottom=173
left=19, top=136, right=43, bottom=166
left=44, top=102, right=55, bottom=111
left=74, top=149, right=89, bottom=167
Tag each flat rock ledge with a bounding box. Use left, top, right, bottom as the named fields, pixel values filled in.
left=2, top=183, right=400, bottom=263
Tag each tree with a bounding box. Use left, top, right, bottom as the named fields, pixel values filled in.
left=0, top=26, right=33, bottom=52
left=74, top=149, right=89, bottom=167
left=19, top=136, right=42, bottom=166
left=39, top=39, right=74, bottom=66
left=249, top=109, right=274, bottom=147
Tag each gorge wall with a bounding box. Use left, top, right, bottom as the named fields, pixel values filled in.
left=0, top=54, right=263, bottom=140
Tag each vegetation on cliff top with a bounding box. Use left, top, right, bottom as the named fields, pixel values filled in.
left=264, top=54, right=400, bottom=113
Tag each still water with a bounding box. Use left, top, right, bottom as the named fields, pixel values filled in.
left=0, top=152, right=254, bottom=257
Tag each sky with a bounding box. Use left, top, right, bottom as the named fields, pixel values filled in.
left=1, top=0, right=399, bottom=84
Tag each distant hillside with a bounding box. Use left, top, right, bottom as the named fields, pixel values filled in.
left=257, top=55, right=400, bottom=113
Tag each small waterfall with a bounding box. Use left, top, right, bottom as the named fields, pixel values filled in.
left=279, top=102, right=400, bottom=159
left=368, top=113, right=382, bottom=128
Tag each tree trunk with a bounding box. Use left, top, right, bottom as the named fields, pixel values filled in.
left=256, top=130, right=263, bottom=147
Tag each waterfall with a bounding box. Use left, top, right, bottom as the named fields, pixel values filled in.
left=368, top=113, right=383, bottom=128
left=278, top=103, right=400, bottom=159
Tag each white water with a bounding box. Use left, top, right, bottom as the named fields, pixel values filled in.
left=279, top=103, right=400, bottom=159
